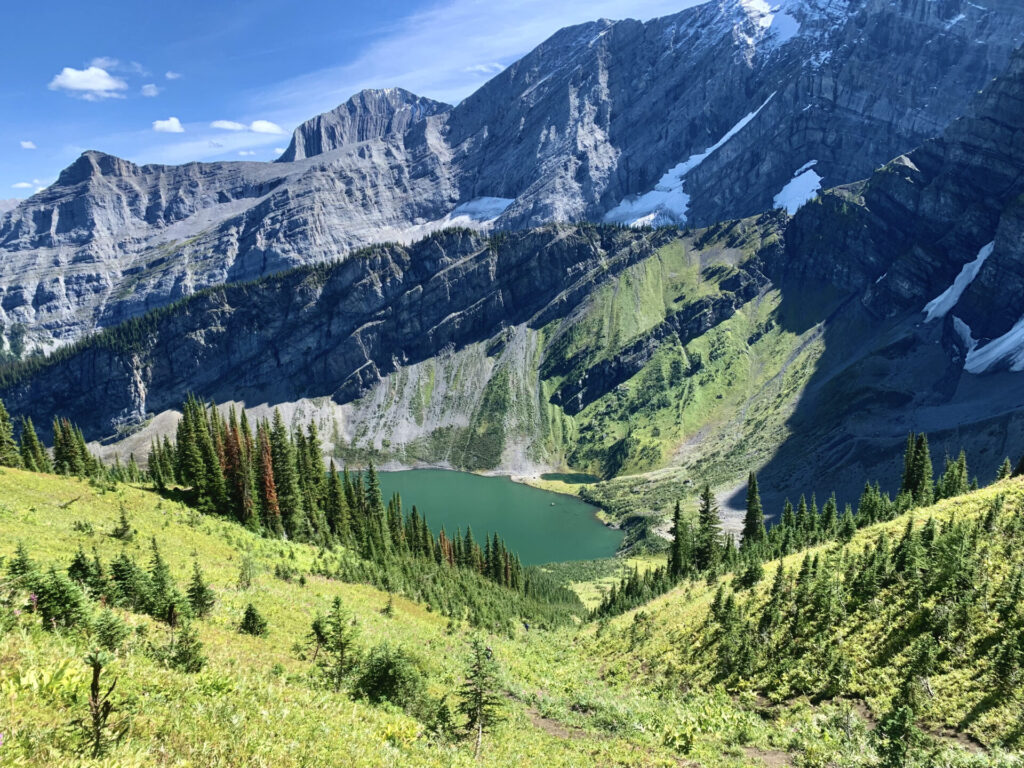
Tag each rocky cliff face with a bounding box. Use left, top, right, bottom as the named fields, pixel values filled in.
left=2, top=0, right=1022, bottom=350
left=275, top=88, right=450, bottom=162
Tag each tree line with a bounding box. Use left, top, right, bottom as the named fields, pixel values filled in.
left=593, top=433, right=1021, bottom=618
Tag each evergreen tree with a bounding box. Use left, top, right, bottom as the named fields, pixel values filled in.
left=239, top=603, right=268, bottom=636
left=270, top=410, right=303, bottom=538
left=668, top=500, right=690, bottom=578
left=186, top=561, right=215, bottom=618
left=18, top=416, right=49, bottom=472
left=318, top=596, right=360, bottom=692
left=694, top=484, right=722, bottom=573
left=0, top=398, right=23, bottom=468
left=740, top=472, right=766, bottom=548
left=457, top=638, right=503, bottom=758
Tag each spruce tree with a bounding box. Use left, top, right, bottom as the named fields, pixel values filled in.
left=239, top=603, right=268, bottom=636
left=457, top=637, right=503, bottom=758
left=270, top=410, right=303, bottom=538
left=318, top=596, right=360, bottom=692
left=741, top=472, right=766, bottom=548
left=18, top=416, right=49, bottom=472
left=694, top=484, right=722, bottom=573
left=0, top=398, right=23, bottom=468
left=186, top=561, right=215, bottom=618
left=668, top=500, right=690, bottom=578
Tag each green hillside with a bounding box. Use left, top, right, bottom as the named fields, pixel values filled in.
left=2, top=467, right=1022, bottom=766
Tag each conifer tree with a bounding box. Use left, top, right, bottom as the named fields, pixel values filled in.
left=741, top=472, right=766, bottom=548
left=270, top=410, right=303, bottom=538
left=318, top=596, right=360, bottom=692
left=239, top=603, right=268, bottom=636
left=324, top=460, right=349, bottom=541
left=0, top=398, right=23, bottom=468
left=457, top=637, right=503, bottom=758
left=18, top=416, right=49, bottom=472
left=694, top=484, right=722, bottom=573
left=668, top=500, right=690, bottom=578
left=186, top=561, right=215, bottom=618
left=256, top=426, right=284, bottom=537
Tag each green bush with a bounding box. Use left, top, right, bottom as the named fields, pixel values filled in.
left=352, top=642, right=426, bottom=713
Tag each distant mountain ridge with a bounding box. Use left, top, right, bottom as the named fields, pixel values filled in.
left=1, top=0, right=1022, bottom=350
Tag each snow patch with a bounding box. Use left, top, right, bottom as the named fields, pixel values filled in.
left=390, top=197, right=514, bottom=244
left=448, top=197, right=514, bottom=222
left=922, top=242, right=994, bottom=322
left=738, top=0, right=801, bottom=48
left=604, top=92, right=776, bottom=226
left=953, top=317, right=977, bottom=354
left=965, top=315, right=1024, bottom=374
left=945, top=13, right=967, bottom=29
left=773, top=163, right=822, bottom=215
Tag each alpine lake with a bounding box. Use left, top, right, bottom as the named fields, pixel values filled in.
left=376, top=469, right=622, bottom=565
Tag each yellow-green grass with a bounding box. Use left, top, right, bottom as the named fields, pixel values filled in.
left=587, top=478, right=1024, bottom=753
left=2, top=468, right=1018, bottom=767
left=0, top=468, right=753, bottom=767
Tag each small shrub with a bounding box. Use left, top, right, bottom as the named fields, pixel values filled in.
left=161, top=621, right=206, bottom=673
left=74, top=650, right=129, bottom=758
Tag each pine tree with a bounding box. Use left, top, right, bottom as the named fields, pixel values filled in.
left=18, top=416, right=49, bottom=472
left=457, top=637, right=503, bottom=758
left=318, top=596, right=360, bottom=692
left=239, top=603, right=268, bottom=636
left=186, top=561, right=215, bottom=618
left=668, top=500, right=690, bottom=578
left=0, top=398, right=23, bottom=468
left=256, top=426, right=284, bottom=537
left=694, top=484, right=722, bottom=573
left=741, top=472, right=766, bottom=549
left=270, top=410, right=303, bottom=538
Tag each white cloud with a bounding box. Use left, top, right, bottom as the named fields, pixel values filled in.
left=208, top=140, right=225, bottom=148
left=48, top=66, right=128, bottom=100
left=463, top=63, right=505, bottom=74
left=238, top=150, right=257, bottom=156
left=249, top=120, right=285, bottom=134
left=91, top=56, right=120, bottom=69
left=274, top=147, right=286, bottom=153
left=20, top=140, right=36, bottom=150
left=141, top=83, right=160, bottom=97
left=165, top=71, right=182, bottom=80
left=152, top=116, right=185, bottom=133
left=11, top=182, right=33, bottom=189
left=211, top=120, right=246, bottom=131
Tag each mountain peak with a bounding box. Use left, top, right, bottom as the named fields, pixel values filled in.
left=275, top=87, right=451, bottom=162
left=55, top=150, right=140, bottom=187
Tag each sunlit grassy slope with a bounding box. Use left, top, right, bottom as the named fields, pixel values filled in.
left=2, top=468, right=1021, bottom=766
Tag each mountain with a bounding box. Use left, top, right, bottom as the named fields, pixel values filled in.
left=0, top=198, right=18, bottom=214
left=2, top=0, right=1022, bottom=350
left=6, top=23, right=1024, bottom=537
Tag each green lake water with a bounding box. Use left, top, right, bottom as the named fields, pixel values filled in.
left=377, top=470, right=622, bottom=565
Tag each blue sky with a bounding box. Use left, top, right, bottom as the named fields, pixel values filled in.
left=2, top=0, right=702, bottom=200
